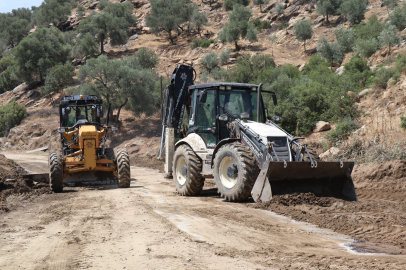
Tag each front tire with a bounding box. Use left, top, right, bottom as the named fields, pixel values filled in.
left=173, top=144, right=204, bottom=196
left=116, top=148, right=131, bottom=188
left=213, top=142, right=258, bottom=202
left=49, top=151, right=64, bottom=192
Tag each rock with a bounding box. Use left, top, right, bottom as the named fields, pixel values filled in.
left=141, top=27, right=151, bottom=34
left=231, top=52, right=240, bottom=58
left=25, top=90, right=35, bottom=98
left=358, top=88, right=372, bottom=98
left=227, top=58, right=236, bottom=64
left=298, top=63, right=305, bottom=72
left=88, top=1, right=99, bottom=9
left=29, top=26, right=37, bottom=34
left=6, top=96, right=16, bottom=104
left=352, top=125, right=366, bottom=136
left=11, top=83, right=27, bottom=94
left=313, top=121, right=331, bottom=133
left=319, top=147, right=342, bottom=160
left=143, top=3, right=151, bottom=9
left=314, top=16, right=325, bottom=24
left=129, top=34, right=138, bottom=40
left=3, top=142, right=10, bottom=149
left=312, top=22, right=322, bottom=29
left=185, top=60, right=193, bottom=66
left=334, top=66, right=344, bottom=75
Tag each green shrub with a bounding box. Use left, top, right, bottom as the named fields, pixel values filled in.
left=325, top=118, right=361, bottom=146
left=354, top=38, right=380, bottom=58
left=388, top=6, right=406, bottom=30
left=342, top=56, right=372, bottom=88
left=353, top=15, right=384, bottom=39
left=223, top=0, right=250, bottom=11
left=190, top=39, right=215, bottom=49
left=219, top=48, right=231, bottom=64
left=0, top=100, right=27, bottom=137
left=373, top=67, right=396, bottom=89
left=401, top=116, right=406, bottom=129
left=199, top=51, right=219, bottom=73
left=249, top=18, right=271, bottom=31
left=41, top=62, right=75, bottom=96
left=278, top=22, right=288, bottom=30
left=334, top=27, right=356, bottom=53
left=98, top=0, right=109, bottom=10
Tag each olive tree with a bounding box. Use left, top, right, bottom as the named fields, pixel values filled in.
left=253, top=0, right=270, bottom=13
left=77, top=50, right=159, bottom=122
left=317, top=36, right=344, bottom=66
left=200, top=51, right=219, bottom=72
left=14, top=27, right=72, bottom=83
left=77, top=2, right=137, bottom=54
left=293, top=19, right=313, bottom=51
left=219, top=4, right=258, bottom=50
left=146, top=0, right=194, bottom=43
left=315, top=0, right=341, bottom=23
left=340, top=0, right=368, bottom=24
left=378, top=24, right=402, bottom=55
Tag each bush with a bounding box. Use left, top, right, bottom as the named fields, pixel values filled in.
left=98, top=0, right=109, bottom=10
left=219, top=48, right=231, bottom=64
left=325, top=118, right=361, bottom=146
left=400, top=116, right=406, bottom=130
left=317, top=36, right=344, bottom=66
left=249, top=18, right=271, bottom=31
left=223, top=0, right=250, bottom=11
left=354, top=38, right=380, bottom=58
left=388, top=6, right=406, bottom=30
left=41, top=62, right=75, bottom=96
left=0, top=100, right=27, bottom=137
left=334, top=27, right=356, bottom=53
left=342, top=56, right=372, bottom=88
left=199, top=51, right=219, bottom=73
left=190, top=39, right=214, bottom=49
left=353, top=15, right=384, bottom=40
left=373, top=67, right=396, bottom=89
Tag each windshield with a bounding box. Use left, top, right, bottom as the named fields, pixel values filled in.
left=66, top=105, right=97, bottom=127
left=219, top=89, right=264, bottom=122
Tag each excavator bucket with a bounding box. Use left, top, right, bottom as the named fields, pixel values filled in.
left=251, top=161, right=357, bottom=203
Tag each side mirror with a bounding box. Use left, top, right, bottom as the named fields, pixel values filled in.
left=97, top=106, right=104, bottom=118
left=218, top=114, right=228, bottom=122
left=197, top=90, right=207, bottom=103
left=272, top=94, right=277, bottom=106
left=271, top=115, right=281, bottom=123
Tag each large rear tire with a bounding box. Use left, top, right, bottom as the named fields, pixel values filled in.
left=213, top=142, right=258, bottom=202
left=173, top=144, right=204, bottom=196
left=116, top=148, right=131, bottom=188
left=49, top=151, right=64, bottom=193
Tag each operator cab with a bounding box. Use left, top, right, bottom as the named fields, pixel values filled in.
left=60, top=95, right=104, bottom=128
left=182, top=83, right=277, bottom=148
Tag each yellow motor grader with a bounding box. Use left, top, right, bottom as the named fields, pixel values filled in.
left=48, top=95, right=130, bottom=192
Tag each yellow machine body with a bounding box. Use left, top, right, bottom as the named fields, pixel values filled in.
left=62, top=125, right=117, bottom=177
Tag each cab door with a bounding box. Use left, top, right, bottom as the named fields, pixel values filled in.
left=194, top=89, right=217, bottom=148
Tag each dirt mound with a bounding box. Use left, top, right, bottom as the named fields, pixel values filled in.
left=256, top=193, right=332, bottom=208
left=252, top=160, right=406, bottom=255
left=0, top=154, right=51, bottom=213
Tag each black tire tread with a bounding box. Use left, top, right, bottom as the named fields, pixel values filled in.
left=116, top=148, right=131, bottom=188
left=214, top=142, right=258, bottom=202
left=173, top=144, right=204, bottom=196
left=49, top=151, right=64, bottom=193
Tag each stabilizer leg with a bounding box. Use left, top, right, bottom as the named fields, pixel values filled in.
left=251, top=160, right=273, bottom=203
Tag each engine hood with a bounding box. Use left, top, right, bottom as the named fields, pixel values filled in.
left=240, top=121, right=287, bottom=142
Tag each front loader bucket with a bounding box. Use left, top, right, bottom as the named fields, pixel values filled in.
left=251, top=161, right=357, bottom=203
left=63, top=171, right=117, bottom=187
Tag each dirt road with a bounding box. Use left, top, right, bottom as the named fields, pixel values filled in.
left=1, top=154, right=406, bottom=269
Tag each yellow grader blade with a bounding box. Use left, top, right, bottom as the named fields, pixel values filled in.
left=251, top=161, right=357, bottom=202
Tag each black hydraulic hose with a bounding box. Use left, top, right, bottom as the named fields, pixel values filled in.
left=257, top=83, right=263, bottom=122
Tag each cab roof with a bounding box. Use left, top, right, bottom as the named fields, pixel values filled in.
left=189, top=82, right=259, bottom=90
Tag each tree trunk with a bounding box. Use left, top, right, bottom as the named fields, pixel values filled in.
left=100, top=36, right=105, bottom=54
left=234, top=41, right=240, bottom=51
left=168, top=30, right=174, bottom=44
left=260, top=4, right=262, bottom=13
left=303, top=40, right=306, bottom=51
left=116, top=98, right=128, bottom=123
